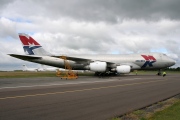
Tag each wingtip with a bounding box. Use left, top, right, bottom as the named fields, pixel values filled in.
left=7, top=54, right=14, bottom=56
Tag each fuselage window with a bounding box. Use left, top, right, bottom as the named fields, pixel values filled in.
left=136, top=60, right=145, bottom=62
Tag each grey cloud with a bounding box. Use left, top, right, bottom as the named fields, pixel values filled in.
left=2, top=0, right=180, bottom=23
left=35, top=0, right=180, bottom=22
left=0, top=0, right=12, bottom=10
left=45, top=34, right=114, bottom=53
left=0, top=17, right=18, bottom=38
left=0, top=0, right=180, bottom=70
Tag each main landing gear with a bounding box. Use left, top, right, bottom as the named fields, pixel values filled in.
left=94, top=72, right=118, bottom=77
left=157, top=69, right=162, bottom=76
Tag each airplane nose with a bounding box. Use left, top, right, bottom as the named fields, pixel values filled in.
left=170, top=59, right=176, bottom=66
left=173, top=60, right=176, bottom=65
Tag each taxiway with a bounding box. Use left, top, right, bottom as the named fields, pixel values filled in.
left=0, top=74, right=180, bottom=120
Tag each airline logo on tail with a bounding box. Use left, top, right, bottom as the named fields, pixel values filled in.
left=19, top=33, right=42, bottom=55
left=141, top=55, right=156, bottom=68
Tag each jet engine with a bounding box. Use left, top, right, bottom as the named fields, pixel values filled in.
left=89, top=61, right=107, bottom=72
left=116, top=65, right=131, bottom=74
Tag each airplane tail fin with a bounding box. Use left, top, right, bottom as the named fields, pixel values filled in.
left=41, top=64, right=46, bottom=70
left=19, top=33, right=52, bottom=56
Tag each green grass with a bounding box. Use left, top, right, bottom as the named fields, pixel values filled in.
left=0, top=71, right=179, bottom=78
left=0, top=71, right=94, bottom=78
left=114, top=98, right=180, bottom=120
left=111, top=118, right=120, bottom=120
left=148, top=101, right=180, bottom=120
left=132, top=70, right=180, bottom=75
left=0, top=71, right=56, bottom=78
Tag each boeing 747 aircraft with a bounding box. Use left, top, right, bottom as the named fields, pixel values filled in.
left=9, top=33, right=176, bottom=76
left=22, top=64, right=38, bottom=72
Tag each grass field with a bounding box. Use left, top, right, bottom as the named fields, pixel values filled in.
left=0, top=70, right=179, bottom=78
left=0, top=71, right=56, bottom=78
left=148, top=101, right=180, bottom=120
left=112, top=95, right=180, bottom=120
left=0, top=71, right=94, bottom=78
left=132, top=70, right=180, bottom=75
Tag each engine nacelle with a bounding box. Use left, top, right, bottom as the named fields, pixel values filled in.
left=116, top=65, right=131, bottom=74
left=89, top=61, right=107, bottom=72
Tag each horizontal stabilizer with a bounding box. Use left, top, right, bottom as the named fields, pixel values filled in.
left=8, top=54, right=42, bottom=60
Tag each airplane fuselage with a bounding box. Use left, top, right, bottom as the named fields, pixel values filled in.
left=25, top=53, right=175, bottom=71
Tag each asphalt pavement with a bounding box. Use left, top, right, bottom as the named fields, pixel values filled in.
left=0, top=74, right=180, bottom=120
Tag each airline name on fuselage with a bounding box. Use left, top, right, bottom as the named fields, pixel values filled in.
left=135, top=55, right=157, bottom=68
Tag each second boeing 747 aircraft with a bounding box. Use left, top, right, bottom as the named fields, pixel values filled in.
left=9, top=33, right=176, bottom=75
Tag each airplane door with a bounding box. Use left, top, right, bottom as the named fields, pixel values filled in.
left=158, top=54, right=163, bottom=68
left=159, top=54, right=162, bottom=60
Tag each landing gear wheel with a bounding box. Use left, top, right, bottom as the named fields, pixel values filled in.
left=157, top=69, right=162, bottom=76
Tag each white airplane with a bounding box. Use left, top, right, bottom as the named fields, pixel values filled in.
left=40, top=65, right=59, bottom=72
left=9, top=33, right=176, bottom=76
left=22, top=64, right=38, bottom=72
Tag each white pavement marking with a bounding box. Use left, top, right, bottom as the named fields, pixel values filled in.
left=0, top=78, right=142, bottom=90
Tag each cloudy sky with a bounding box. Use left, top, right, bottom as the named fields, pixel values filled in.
left=0, top=0, right=180, bottom=70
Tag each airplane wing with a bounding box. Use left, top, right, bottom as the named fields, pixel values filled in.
left=9, top=54, right=139, bottom=69
left=52, top=55, right=91, bottom=63
left=8, top=54, right=42, bottom=60
left=52, top=55, right=116, bottom=67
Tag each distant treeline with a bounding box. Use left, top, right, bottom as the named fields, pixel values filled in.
left=164, top=67, right=180, bottom=71
left=142, top=67, right=180, bottom=71
left=0, top=70, right=23, bottom=72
